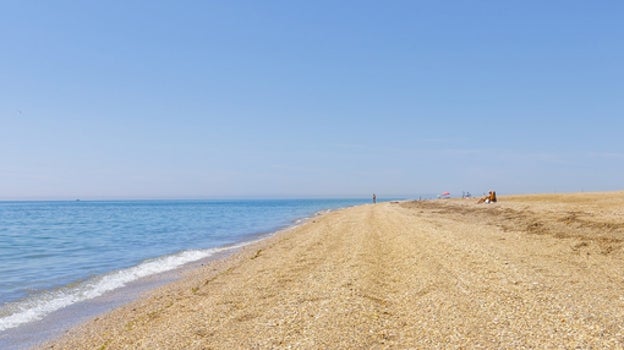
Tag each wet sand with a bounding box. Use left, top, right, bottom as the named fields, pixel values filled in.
left=41, top=192, right=624, bottom=349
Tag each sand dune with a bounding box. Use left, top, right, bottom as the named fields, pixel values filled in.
left=42, top=192, right=624, bottom=349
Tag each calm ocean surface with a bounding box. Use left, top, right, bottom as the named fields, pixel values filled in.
left=0, top=198, right=371, bottom=334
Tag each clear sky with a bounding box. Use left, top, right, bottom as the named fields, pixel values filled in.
left=1, top=1, right=622, bottom=200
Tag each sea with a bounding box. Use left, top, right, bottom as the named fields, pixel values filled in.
left=0, top=198, right=374, bottom=349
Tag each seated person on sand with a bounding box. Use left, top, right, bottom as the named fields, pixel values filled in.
left=489, top=191, right=497, bottom=203
left=477, top=191, right=497, bottom=204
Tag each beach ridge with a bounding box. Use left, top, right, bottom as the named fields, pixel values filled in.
left=42, top=192, right=624, bottom=349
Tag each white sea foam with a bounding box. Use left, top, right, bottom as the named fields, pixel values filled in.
left=0, top=244, right=247, bottom=332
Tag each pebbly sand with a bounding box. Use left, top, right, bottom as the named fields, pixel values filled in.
left=40, top=192, right=624, bottom=349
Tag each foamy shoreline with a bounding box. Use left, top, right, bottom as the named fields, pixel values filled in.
left=0, top=245, right=251, bottom=350
left=0, top=203, right=358, bottom=350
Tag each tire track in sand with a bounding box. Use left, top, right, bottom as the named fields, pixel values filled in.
left=43, top=195, right=624, bottom=349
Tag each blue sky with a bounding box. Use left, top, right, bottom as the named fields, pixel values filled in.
left=1, top=1, right=622, bottom=199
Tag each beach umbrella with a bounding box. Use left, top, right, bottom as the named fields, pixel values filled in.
left=441, top=191, right=450, bottom=196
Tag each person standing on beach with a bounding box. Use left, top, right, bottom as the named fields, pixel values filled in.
left=373, top=193, right=377, bottom=204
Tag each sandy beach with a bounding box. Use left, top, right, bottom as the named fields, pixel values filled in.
left=41, top=192, right=624, bottom=349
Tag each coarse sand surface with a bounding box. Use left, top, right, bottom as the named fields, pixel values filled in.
left=41, top=192, right=624, bottom=349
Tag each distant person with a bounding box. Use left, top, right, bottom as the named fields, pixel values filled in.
left=373, top=193, right=377, bottom=204
left=489, top=191, right=497, bottom=203
left=477, top=190, right=497, bottom=204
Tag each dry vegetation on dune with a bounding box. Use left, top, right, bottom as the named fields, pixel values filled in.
left=44, top=192, right=624, bottom=349
left=407, top=192, right=624, bottom=255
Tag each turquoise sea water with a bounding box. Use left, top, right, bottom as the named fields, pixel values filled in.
left=0, top=199, right=372, bottom=335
